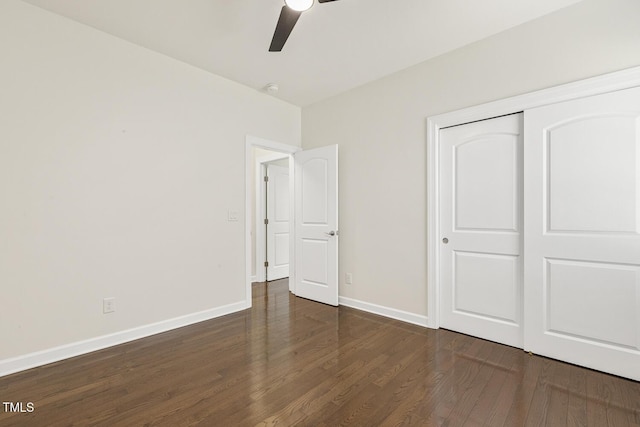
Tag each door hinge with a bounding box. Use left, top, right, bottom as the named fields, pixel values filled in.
left=264, top=218, right=269, bottom=225
left=264, top=261, right=269, bottom=267
left=264, top=176, right=269, bottom=182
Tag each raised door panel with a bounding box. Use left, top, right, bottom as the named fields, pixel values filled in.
left=274, top=171, right=290, bottom=223
left=545, top=259, right=639, bottom=350
left=546, top=115, right=639, bottom=233
left=455, top=135, right=519, bottom=232
left=300, top=239, right=329, bottom=287
left=301, top=159, right=328, bottom=225
left=274, top=233, right=289, bottom=267
left=453, top=251, right=519, bottom=324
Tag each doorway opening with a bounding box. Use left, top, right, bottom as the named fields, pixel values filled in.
left=245, top=135, right=340, bottom=309
left=245, top=136, right=299, bottom=308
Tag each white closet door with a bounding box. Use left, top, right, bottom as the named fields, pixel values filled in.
left=524, top=86, right=640, bottom=381
left=440, top=114, right=523, bottom=348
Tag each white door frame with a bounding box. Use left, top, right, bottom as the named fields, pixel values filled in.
left=255, top=152, right=290, bottom=283
left=426, top=66, right=640, bottom=329
left=245, top=135, right=300, bottom=308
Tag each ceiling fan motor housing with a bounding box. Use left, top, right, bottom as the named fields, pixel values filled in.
left=284, top=0, right=313, bottom=12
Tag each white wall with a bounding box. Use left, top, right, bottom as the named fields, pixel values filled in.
left=0, top=0, right=300, bottom=362
left=302, top=0, right=640, bottom=318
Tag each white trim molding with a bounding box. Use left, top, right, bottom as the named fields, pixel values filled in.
left=0, top=301, right=248, bottom=378
left=426, top=65, right=640, bottom=330
left=339, top=297, right=428, bottom=328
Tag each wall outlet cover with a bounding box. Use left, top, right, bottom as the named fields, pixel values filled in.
left=103, top=297, right=115, bottom=314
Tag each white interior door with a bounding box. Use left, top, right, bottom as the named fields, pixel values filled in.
left=440, top=114, right=523, bottom=348
left=524, top=86, right=640, bottom=380
left=266, top=164, right=290, bottom=281
left=294, top=145, right=338, bottom=306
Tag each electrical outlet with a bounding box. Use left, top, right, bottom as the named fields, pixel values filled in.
left=103, top=297, right=115, bottom=314
left=345, top=273, right=353, bottom=285
left=228, top=210, right=239, bottom=222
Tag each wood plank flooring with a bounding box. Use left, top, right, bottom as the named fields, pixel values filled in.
left=1, top=279, right=639, bottom=426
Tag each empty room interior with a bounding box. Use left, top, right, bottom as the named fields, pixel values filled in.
left=2, top=0, right=640, bottom=425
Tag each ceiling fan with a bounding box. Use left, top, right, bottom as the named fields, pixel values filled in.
left=269, top=0, right=340, bottom=52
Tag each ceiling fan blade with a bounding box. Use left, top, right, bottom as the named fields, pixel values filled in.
left=269, top=6, right=302, bottom=52
left=318, top=0, right=340, bottom=3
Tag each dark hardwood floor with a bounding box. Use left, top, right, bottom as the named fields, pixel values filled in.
left=1, top=279, right=639, bottom=426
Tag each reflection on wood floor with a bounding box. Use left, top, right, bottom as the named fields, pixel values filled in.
left=1, top=278, right=639, bottom=426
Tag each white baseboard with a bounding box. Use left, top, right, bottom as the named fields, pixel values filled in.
left=250, top=275, right=257, bottom=283
left=0, top=300, right=249, bottom=378
left=339, top=296, right=428, bottom=328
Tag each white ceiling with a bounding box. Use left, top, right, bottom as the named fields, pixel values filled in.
left=22, top=0, right=583, bottom=106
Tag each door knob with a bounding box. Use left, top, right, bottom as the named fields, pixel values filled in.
left=326, top=231, right=336, bottom=236
left=442, top=237, right=449, bottom=244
